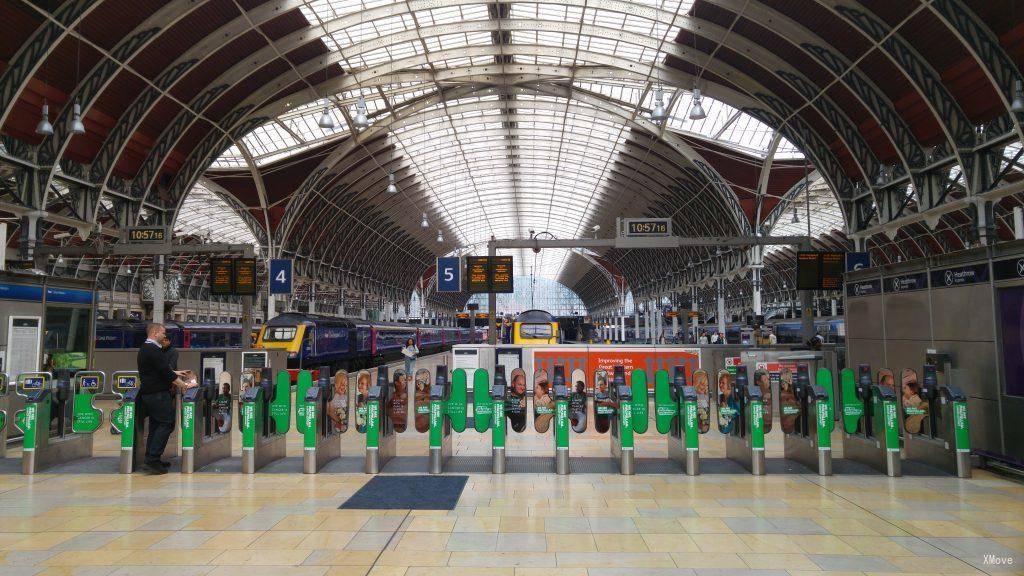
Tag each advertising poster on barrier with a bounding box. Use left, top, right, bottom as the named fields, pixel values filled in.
left=355, top=370, right=372, bottom=433
left=414, top=369, right=431, bottom=433
left=569, top=368, right=588, bottom=433
left=900, top=368, right=928, bottom=435
left=594, top=369, right=612, bottom=433
left=716, top=369, right=739, bottom=434
left=507, top=368, right=528, bottom=433
left=390, top=370, right=409, bottom=433
left=692, top=369, right=711, bottom=434
left=752, top=368, right=773, bottom=433
left=330, top=370, right=349, bottom=433
left=777, top=367, right=799, bottom=434
left=533, top=370, right=553, bottom=433
left=533, top=347, right=700, bottom=390
left=756, top=361, right=798, bottom=431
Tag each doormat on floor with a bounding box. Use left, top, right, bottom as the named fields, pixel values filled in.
left=339, top=475, right=469, bottom=510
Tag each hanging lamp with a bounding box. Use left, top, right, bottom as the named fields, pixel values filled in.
left=688, top=88, right=707, bottom=121
left=36, top=102, right=53, bottom=136
left=386, top=171, right=398, bottom=194
left=650, top=88, right=668, bottom=123
left=353, top=95, right=369, bottom=129
left=420, top=212, right=429, bottom=228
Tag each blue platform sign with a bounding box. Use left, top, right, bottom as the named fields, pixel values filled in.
left=436, top=257, right=461, bottom=293
left=268, top=259, right=293, bottom=294
left=846, top=252, right=870, bottom=272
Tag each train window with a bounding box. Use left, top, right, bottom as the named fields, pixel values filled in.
left=264, top=327, right=297, bottom=342
left=521, top=324, right=552, bottom=339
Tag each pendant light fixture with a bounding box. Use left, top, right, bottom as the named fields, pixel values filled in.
left=688, top=88, right=707, bottom=121
left=36, top=101, right=53, bottom=136
left=791, top=205, right=800, bottom=224
left=420, top=212, right=429, bottom=228
left=875, top=164, right=887, bottom=186
left=650, top=87, right=668, bottom=123
left=69, top=34, right=85, bottom=135
left=317, top=106, right=335, bottom=129
left=1013, top=80, right=1024, bottom=114
left=353, top=95, right=369, bottom=129
left=436, top=230, right=443, bottom=243
left=386, top=171, right=398, bottom=194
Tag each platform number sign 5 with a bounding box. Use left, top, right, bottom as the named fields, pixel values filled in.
left=269, top=259, right=293, bottom=295
left=436, top=257, right=462, bottom=293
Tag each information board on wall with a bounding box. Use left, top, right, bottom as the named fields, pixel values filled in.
left=796, top=251, right=845, bottom=290
left=210, top=258, right=234, bottom=296
left=491, top=256, right=514, bottom=293
left=233, top=259, right=257, bottom=295
left=466, top=256, right=490, bottom=293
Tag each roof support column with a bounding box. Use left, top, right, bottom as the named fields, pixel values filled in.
left=716, top=279, right=727, bottom=340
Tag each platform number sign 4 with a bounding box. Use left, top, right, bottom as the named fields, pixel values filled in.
left=269, top=259, right=293, bottom=295
left=436, top=257, right=461, bottom=293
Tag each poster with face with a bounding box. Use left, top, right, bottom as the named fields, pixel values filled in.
left=507, top=368, right=527, bottom=433
left=414, top=368, right=431, bottom=433
left=900, top=368, right=928, bottom=435
left=778, top=367, right=799, bottom=434
left=692, top=369, right=710, bottom=434
left=716, top=369, right=738, bottom=435
left=389, top=369, right=409, bottom=433
left=533, top=370, right=552, bottom=432
left=877, top=368, right=895, bottom=392
left=329, top=369, right=349, bottom=433
left=593, top=369, right=612, bottom=434
left=215, top=372, right=232, bottom=433
left=569, top=369, right=588, bottom=433
left=355, top=370, right=372, bottom=433
left=753, top=369, right=772, bottom=433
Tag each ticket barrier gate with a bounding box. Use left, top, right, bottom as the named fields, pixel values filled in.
left=724, top=366, right=766, bottom=475
left=782, top=365, right=833, bottom=476
left=296, top=367, right=341, bottom=474
left=609, top=366, right=636, bottom=475
left=180, top=370, right=232, bottom=474
left=365, top=367, right=396, bottom=474
left=903, top=364, right=971, bottom=478
left=0, top=374, right=10, bottom=458
left=15, top=371, right=99, bottom=474
left=240, top=370, right=290, bottom=474
left=489, top=367, right=508, bottom=474
left=551, top=366, right=570, bottom=475
left=658, top=366, right=700, bottom=476
left=840, top=365, right=900, bottom=476
left=106, top=372, right=145, bottom=473
left=429, top=366, right=468, bottom=474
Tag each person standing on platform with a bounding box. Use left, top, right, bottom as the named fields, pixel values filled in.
left=768, top=330, right=778, bottom=346
left=137, top=323, right=194, bottom=474
left=710, top=332, right=720, bottom=344
left=401, top=337, right=419, bottom=375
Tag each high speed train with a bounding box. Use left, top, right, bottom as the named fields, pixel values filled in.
left=95, top=320, right=245, bottom=349
left=255, top=312, right=483, bottom=379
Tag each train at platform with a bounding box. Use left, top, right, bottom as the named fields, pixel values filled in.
left=95, top=320, right=246, bottom=349
left=512, top=310, right=560, bottom=344
left=695, top=316, right=845, bottom=345
left=254, top=313, right=484, bottom=377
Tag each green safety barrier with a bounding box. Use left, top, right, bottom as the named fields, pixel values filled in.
left=14, top=374, right=50, bottom=452
left=869, top=388, right=900, bottom=453
left=815, top=368, right=835, bottom=449
left=684, top=394, right=699, bottom=451
left=447, top=369, right=467, bottom=433
left=269, top=373, right=291, bottom=434
left=241, top=388, right=265, bottom=450
left=71, top=371, right=104, bottom=434
left=749, top=397, right=765, bottom=451
left=616, top=369, right=634, bottom=450
left=630, top=369, right=648, bottom=434
left=953, top=399, right=970, bottom=453
left=491, top=369, right=506, bottom=450
left=815, top=367, right=835, bottom=424
left=473, top=369, right=491, bottom=433
left=109, top=372, right=140, bottom=454
left=653, top=369, right=674, bottom=434
left=839, top=368, right=862, bottom=434
left=295, top=370, right=315, bottom=436
left=554, top=395, right=569, bottom=449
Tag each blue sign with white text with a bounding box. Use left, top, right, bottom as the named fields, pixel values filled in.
left=846, top=252, right=870, bottom=272
left=268, top=259, right=293, bottom=294
left=436, top=257, right=461, bottom=293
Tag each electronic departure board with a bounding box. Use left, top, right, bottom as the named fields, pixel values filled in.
left=210, top=257, right=234, bottom=296
left=466, top=256, right=490, bottom=293
left=796, top=251, right=845, bottom=290
left=233, top=258, right=257, bottom=295
left=490, top=256, right=514, bottom=293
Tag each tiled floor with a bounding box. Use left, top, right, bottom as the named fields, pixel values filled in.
left=1, top=355, right=1022, bottom=575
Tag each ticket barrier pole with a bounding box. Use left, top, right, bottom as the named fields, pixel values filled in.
left=102, top=372, right=143, bottom=473
left=0, top=374, right=9, bottom=458
left=724, top=366, right=766, bottom=475
left=490, top=367, right=507, bottom=474
left=782, top=365, right=833, bottom=476
left=840, top=365, right=901, bottom=476
left=659, top=366, right=700, bottom=475
left=180, top=370, right=232, bottom=474
left=609, top=366, right=635, bottom=475
left=294, top=367, right=342, bottom=474
left=552, top=366, right=570, bottom=476
left=903, top=364, right=971, bottom=478
left=15, top=371, right=95, bottom=474
left=240, top=371, right=290, bottom=474
left=429, top=366, right=469, bottom=474
left=365, top=367, right=395, bottom=474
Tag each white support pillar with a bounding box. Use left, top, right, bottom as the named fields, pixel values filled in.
left=716, top=279, right=727, bottom=339
left=690, top=286, right=699, bottom=344
left=152, top=255, right=165, bottom=324
left=633, top=310, right=640, bottom=343
left=671, top=299, right=679, bottom=341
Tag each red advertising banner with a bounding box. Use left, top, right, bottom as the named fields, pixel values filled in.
left=532, top=347, right=700, bottom=390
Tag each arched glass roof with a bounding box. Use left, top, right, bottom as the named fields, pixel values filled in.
left=205, top=0, right=810, bottom=280
left=175, top=181, right=261, bottom=250
left=767, top=175, right=844, bottom=253
left=468, top=275, right=588, bottom=315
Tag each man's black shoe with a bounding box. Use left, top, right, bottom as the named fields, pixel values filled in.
left=143, top=463, right=167, bottom=475
left=159, top=460, right=172, bottom=468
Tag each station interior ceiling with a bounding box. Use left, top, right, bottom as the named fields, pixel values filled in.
left=0, top=0, right=1022, bottom=315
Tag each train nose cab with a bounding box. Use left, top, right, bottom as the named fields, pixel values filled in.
left=513, top=310, right=559, bottom=345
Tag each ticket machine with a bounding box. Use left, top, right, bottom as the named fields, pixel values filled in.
left=723, top=365, right=766, bottom=475
left=298, top=367, right=341, bottom=473
left=903, top=363, right=971, bottom=478
left=240, top=369, right=290, bottom=474
left=841, top=364, right=900, bottom=476
left=106, top=372, right=143, bottom=473
left=15, top=371, right=97, bottom=474
left=181, top=369, right=232, bottom=473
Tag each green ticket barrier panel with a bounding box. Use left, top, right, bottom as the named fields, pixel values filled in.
left=107, top=372, right=142, bottom=473
left=782, top=365, right=833, bottom=475
left=473, top=369, right=492, bottom=433
left=180, top=370, right=231, bottom=474
left=841, top=364, right=901, bottom=476
left=658, top=366, right=701, bottom=475
left=365, top=366, right=395, bottom=474
left=71, top=371, right=104, bottom=435
left=903, top=364, right=971, bottom=478
left=295, top=369, right=315, bottom=438
left=491, top=367, right=508, bottom=474
left=630, top=369, right=649, bottom=435
left=299, top=367, right=342, bottom=474
left=609, top=366, right=635, bottom=475
left=552, top=366, right=570, bottom=475
left=723, top=365, right=765, bottom=475
left=15, top=371, right=94, bottom=474
left=430, top=366, right=466, bottom=474
left=240, top=370, right=290, bottom=474
left=0, top=373, right=9, bottom=459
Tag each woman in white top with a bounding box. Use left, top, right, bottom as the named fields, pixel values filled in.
left=401, top=338, right=419, bottom=375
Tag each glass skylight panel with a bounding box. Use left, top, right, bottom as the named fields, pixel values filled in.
left=766, top=176, right=843, bottom=254
left=176, top=182, right=260, bottom=249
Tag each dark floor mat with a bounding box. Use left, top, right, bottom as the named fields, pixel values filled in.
left=340, top=474, right=468, bottom=510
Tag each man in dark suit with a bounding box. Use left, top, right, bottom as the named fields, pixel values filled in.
left=137, top=323, right=194, bottom=474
